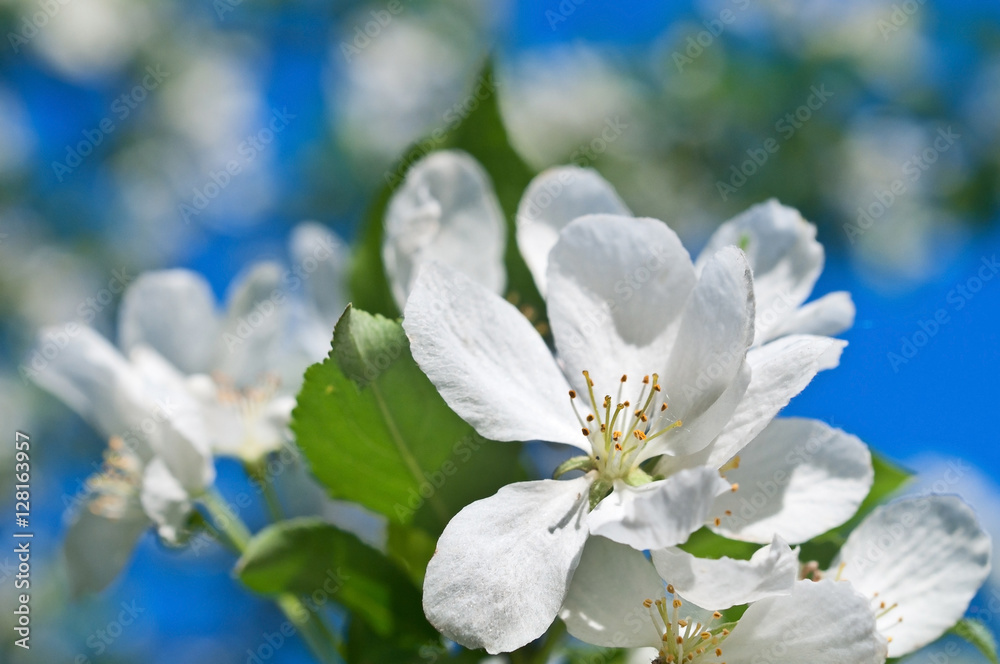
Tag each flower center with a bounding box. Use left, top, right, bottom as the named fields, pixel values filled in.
left=568, top=370, right=682, bottom=481
left=86, top=436, right=144, bottom=519
left=646, top=585, right=732, bottom=664
left=212, top=372, right=282, bottom=423
left=208, top=372, right=287, bottom=461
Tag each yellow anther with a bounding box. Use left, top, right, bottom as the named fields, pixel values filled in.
left=643, top=599, right=653, bottom=608
left=581, top=428, right=590, bottom=436
left=730, top=483, right=739, bottom=492
left=712, top=612, right=722, bottom=619
left=701, top=632, right=711, bottom=640
left=678, top=619, right=688, bottom=627
left=719, top=455, right=741, bottom=474
left=569, top=390, right=577, bottom=399
left=672, top=599, right=682, bottom=608
left=586, top=414, right=594, bottom=422
left=666, top=584, right=675, bottom=594
left=634, top=430, right=647, bottom=441
left=621, top=374, right=628, bottom=382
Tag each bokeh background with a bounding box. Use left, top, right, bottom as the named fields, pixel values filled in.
left=1, top=0, right=999, bottom=662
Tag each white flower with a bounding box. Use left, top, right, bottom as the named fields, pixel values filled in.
left=31, top=326, right=213, bottom=592
left=404, top=213, right=870, bottom=652
left=383, top=150, right=506, bottom=308
left=516, top=168, right=854, bottom=345
left=822, top=495, right=992, bottom=657
left=559, top=535, right=887, bottom=664
left=32, top=223, right=348, bottom=591
left=697, top=199, right=856, bottom=345
left=117, top=222, right=347, bottom=462
left=117, top=266, right=293, bottom=462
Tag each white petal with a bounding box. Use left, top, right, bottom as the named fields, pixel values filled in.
left=547, top=214, right=698, bottom=396
left=215, top=261, right=289, bottom=386
left=423, top=477, right=591, bottom=654
left=625, top=648, right=660, bottom=664
left=657, top=246, right=755, bottom=456
left=128, top=349, right=216, bottom=492
left=30, top=326, right=150, bottom=451
left=710, top=418, right=873, bottom=544
left=762, top=290, right=856, bottom=343
left=289, top=221, right=349, bottom=326
left=697, top=200, right=823, bottom=345
left=65, top=498, right=150, bottom=596
left=118, top=270, right=218, bottom=374
left=560, top=536, right=664, bottom=649
left=650, top=536, right=797, bottom=610
left=722, top=579, right=887, bottom=664
left=383, top=150, right=506, bottom=309
left=832, top=495, right=992, bottom=657
left=403, top=263, right=584, bottom=449
left=588, top=468, right=731, bottom=551
left=516, top=166, right=630, bottom=295
left=140, top=457, right=195, bottom=544
left=664, top=334, right=846, bottom=474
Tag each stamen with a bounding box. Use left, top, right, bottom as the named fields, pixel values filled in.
left=719, top=455, right=741, bottom=474
left=581, top=371, right=603, bottom=430
left=569, top=394, right=587, bottom=428
left=644, top=419, right=683, bottom=443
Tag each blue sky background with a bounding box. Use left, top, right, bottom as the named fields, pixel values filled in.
left=2, top=0, right=1000, bottom=662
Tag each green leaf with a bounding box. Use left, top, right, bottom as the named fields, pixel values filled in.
left=292, top=306, right=524, bottom=533
left=347, top=59, right=545, bottom=326
left=235, top=517, right=429, bottom=639
left=331, top=303, right=408, bottom=389
left=856, top=453, right=913, bottom=521
left=951, top=618, right=999, bottom=664
left=679, top=527, right=759, bottom=561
